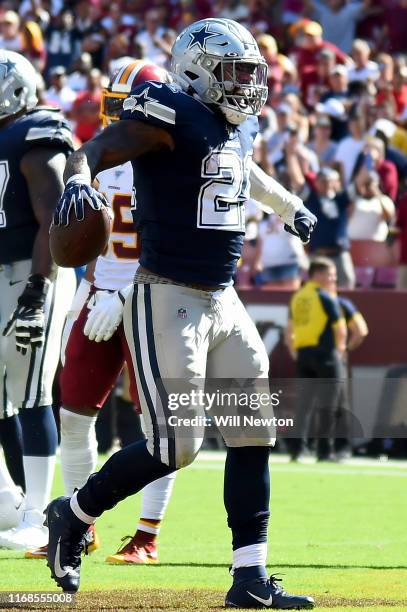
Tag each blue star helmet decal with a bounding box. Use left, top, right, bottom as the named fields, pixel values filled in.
left=187, top=24, right=222, bottom=52
left=0, top=59, right=16, bottom=80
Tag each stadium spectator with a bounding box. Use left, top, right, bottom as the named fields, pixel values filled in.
left=73, top=0, right=106, bottom=70
left=66, top=51, right=92, bottom=92
left=257, top=34, right=285, bottom=103
left=71, top=68, right=103, bottom=142
left=307, top=115, right=338, bottom=165
left=302, top=47, right=336, bottom=108
left=301, top=168, right=356, bottom=288
left=334, top=108, right=365, bottom=184
left=218, top=0, right=250, bottom=22
left=46, top=65, right=76, bottom=114
left=320, top=64, right=349, bottom=103
left=21, top=20, right=46, bottom=73
left=134, top=8, right=173, bottom=67
left=355, top=138, right=399, bottom=201
left=255, top=213, right=307, bottom=289
left=104, top=33, right=133, bottom=76
left=0, top=10, right=22, bottom=52
left=348, top=170, right=395, bottom=241
left=382, top=0, right=407, bottom=54
left=261, top=103, right=293, bottom=173
left=282, top=0, right=305, bottom=25
left=45, top=9, right=80, bottom=78
left=304, top=0, right=373, bottom=54
left=315, top=97, right=348, bottom=142
left=290, top=20, right=347, bottom=97
left=347, top=39, right=379, bottom=83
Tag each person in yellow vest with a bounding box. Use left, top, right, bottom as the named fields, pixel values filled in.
left=285, top=257, right=347, bottom=460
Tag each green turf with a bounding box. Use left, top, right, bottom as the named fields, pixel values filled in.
left=0, top=453, right=406, bottom=610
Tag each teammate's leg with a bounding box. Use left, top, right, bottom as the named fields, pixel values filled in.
left=0, top=413, right=25, bottom=490
left=0, top=268, right=25, bottom=494
left=0, top=264, right=76, bottom=549
left=0, top=458, right=25, bottom=531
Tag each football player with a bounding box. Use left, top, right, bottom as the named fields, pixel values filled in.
left=0, top=51, right=76, bottom=550
left=46, top=19, right=316, bottom=609
left=27, top=60, right=176, bottom=564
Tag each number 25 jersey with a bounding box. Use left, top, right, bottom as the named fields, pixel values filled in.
left=121, top=82, right=258, bottom=287
left=94, top=162, right=139, bottom=291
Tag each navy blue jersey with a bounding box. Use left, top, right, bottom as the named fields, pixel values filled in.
left=0, top=107, right=73, bottom=264
left=121, top=82, right=258, bottom=286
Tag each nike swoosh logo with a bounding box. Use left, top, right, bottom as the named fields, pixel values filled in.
left=54, top=537, right=68, bottom=578
left=9, top=280, right=23, bottom=286
left=247, top=591, right=273, bottom=607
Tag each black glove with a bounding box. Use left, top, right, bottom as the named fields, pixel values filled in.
left=53, top=181, right=109, bottom=227
left=284, top=206, right=317, bottom=244
left=3, top=274, right=51, bottom=355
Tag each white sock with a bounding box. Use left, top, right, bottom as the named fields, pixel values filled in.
left=139, top=472, right=176, bottom=527
left=23, top=455, right=56, bottom=513
left=60, top=408, right=98, bottom=495
left=70, top=491, right=96, bottom=525
left=233, top=543, right=268, bottom=569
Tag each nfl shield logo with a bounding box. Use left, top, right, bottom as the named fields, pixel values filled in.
left=177, top=308, right=187, bottom=319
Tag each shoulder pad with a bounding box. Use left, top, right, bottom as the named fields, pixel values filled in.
left=24, top=108, right=74, bottom=151
left=122, top=82, right=179, bottom=126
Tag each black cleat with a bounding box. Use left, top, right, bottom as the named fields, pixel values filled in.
left=44, top=496, right=88, bottom=592
left=225, top=571, right=315, bottom=609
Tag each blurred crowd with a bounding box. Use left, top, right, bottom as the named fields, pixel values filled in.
left=1, top=0, right=407, bottom=289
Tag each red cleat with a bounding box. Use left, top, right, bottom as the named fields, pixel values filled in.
left=105, top=534, right=158, bottom=564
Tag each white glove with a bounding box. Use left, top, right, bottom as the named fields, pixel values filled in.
left=84, top=284, right=132, bottom=343
left=61, top=278, right=91, bottom=365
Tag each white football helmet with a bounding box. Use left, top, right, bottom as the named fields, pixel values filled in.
left=0, top=50, right=38, bottom=120
left=171, top=18, right=268, bottom=125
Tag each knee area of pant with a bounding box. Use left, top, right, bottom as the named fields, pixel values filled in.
left=172, top=438, right=203, bottom=469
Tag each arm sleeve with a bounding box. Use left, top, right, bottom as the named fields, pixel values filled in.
left=249, top=161, right=303, bottom=227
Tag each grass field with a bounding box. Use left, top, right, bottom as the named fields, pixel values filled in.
left=0, top=451, right=406, bottom=611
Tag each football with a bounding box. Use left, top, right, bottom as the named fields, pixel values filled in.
left=49, top=205, right=111, bottom=268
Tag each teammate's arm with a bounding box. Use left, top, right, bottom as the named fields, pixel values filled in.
left=3, top=148, right=67, bottom=353
left=249, top=161, right=317, bottom=244
left=63, top=120, right=174, bottom=183
left=21, top=148, right=67, bottom=279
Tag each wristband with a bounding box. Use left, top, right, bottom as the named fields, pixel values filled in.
left=67, top=278, right=92, bottom=317
left=66, top=173, right=92, bottom=186
left=18, top=274, right=51, bottom=309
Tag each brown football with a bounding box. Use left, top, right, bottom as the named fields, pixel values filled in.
left=50, top=206, right=111, bottom=268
